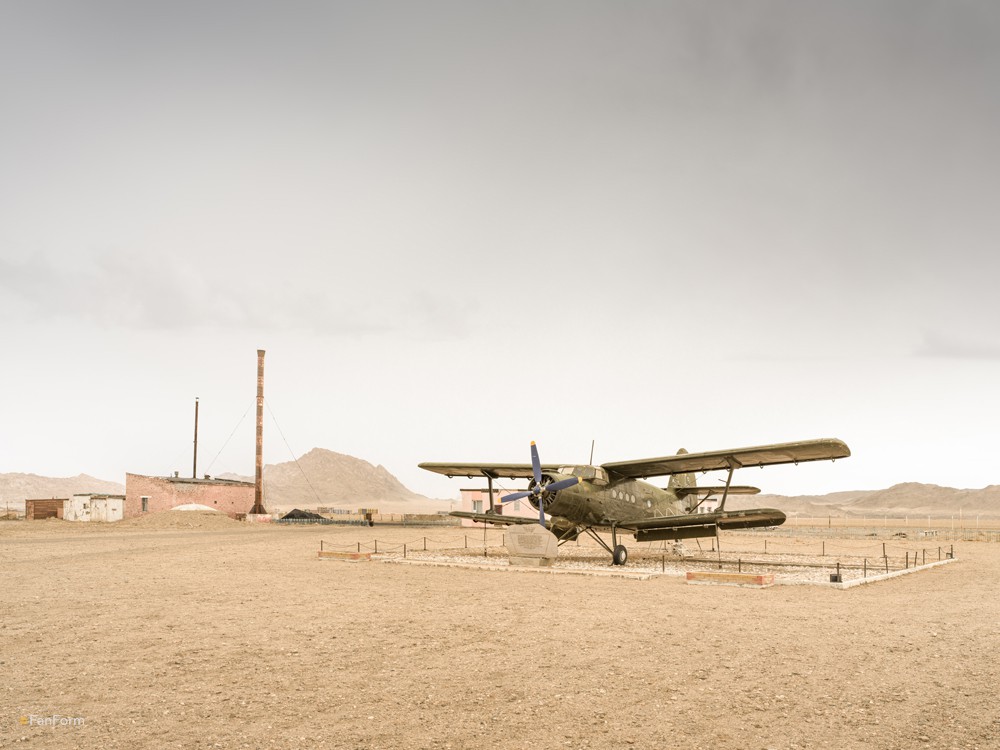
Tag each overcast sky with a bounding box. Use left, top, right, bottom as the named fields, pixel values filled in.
left=2, top=1, right=999, bottom=500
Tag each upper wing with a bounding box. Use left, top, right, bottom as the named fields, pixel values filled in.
left=602, top=438, right=850, bottom=479
left=418, top=462, right=560, bottom=479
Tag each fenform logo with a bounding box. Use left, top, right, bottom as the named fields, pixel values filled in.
left=18, top=714, right=86, bottom=727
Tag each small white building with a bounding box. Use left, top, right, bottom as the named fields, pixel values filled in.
left=64, top=494, right=126, bottom=523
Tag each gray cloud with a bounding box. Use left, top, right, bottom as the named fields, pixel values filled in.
left=0, top=251, right=476, bottom=339
left=916, top=330, right=1000, bottom=360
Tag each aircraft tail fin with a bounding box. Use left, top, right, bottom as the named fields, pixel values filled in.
left=667, top=448, right=698, bottom=511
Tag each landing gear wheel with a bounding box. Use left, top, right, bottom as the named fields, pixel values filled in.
left=612, top=544, right=628, bottom=566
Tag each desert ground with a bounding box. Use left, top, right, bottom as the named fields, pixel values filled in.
left=2, top=515, right=999, bottom=750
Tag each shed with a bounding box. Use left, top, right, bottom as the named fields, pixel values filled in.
left=26, top=499, right=67, bottom=520
left=64, top=494, right=126, bottom=522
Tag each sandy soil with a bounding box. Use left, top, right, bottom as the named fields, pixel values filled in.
left=2, top=518, right=999, bottom=749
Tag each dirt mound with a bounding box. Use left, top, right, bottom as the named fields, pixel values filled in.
left=118, top=510, right=243, bottom=530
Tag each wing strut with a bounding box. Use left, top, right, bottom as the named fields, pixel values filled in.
left=718, top=458, right=741, bottom=513
left=483, top=470, right=497, bottom=513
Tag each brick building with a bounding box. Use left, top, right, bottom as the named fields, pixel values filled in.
left=124, top=473, right=256, bottom=519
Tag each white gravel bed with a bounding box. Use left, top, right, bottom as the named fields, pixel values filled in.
left=380, top=547, right=955, bottom=585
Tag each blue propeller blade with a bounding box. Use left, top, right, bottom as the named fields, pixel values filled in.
left=529, top=441, right=542, bottom=486
left=501, top=491, right=531, bottom=503
left=544, top=477, right=579, bottom=493
left=505, top=441, right=576, bottom=527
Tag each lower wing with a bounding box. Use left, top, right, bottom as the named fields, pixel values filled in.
left=449, top=511, right=540, bottom=526
left=618, top=508, right=786, bottom=541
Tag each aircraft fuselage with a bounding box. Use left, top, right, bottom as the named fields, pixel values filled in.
left=526, top=468, right=688, bottom=530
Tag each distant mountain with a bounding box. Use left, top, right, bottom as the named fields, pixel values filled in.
left=0, top=473, right=125, bottom=514
left=730, top=483, right=1000, bottom=518
left=6, top=459, right=998, bottom=520
left=219, top=448, right=446, bottom=512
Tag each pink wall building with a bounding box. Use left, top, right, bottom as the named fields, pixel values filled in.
left=458, top=488, right=538, bottom=527
left=124, top=473, right=255, bottom=519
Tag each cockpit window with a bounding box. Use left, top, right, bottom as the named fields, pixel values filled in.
left=558, top=466, right=608, bottom=486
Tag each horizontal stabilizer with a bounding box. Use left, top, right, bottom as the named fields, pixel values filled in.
left=673, top=485, right=760, bottom=497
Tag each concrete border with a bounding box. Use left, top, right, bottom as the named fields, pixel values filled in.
left=364, top=554, right=958, bottom=586
left=687, top=571, right=775, bottom=588
left=774, top=557, right=958, bottom=588
left=379, top=557, right=653, bottom=580
left=318, top=550, right=372, bottom=562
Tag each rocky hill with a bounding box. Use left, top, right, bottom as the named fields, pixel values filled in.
left=6, top=456, right=1000, bottom=520
left=220, top=448, right=446, bottom=513
left=730, top=483, right=1000, bottom=518
left=0, top=473, right=125, bottom=515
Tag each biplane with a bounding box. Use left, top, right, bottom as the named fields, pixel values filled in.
left=420, top=438, right=850, bottom=565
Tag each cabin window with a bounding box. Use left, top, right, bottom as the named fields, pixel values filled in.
left=141, top=496, right=149, bottom=513
left=473, top=500, right=483, bottom=513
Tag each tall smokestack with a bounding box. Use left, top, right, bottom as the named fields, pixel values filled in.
left=251, top=349, right=267, bottom=514
left=192, top=397, right=199, bottom=479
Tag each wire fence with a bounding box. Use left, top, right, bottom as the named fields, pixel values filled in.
left=752, top=522, right=1000, bottom=543
left=317, top=531, right=958, bottom=579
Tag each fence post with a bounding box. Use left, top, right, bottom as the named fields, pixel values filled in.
left=661, top=555, right=665, bottom=573
left=882, top=542, right=886, bottom=558
left=374, top=539, right=378, bottom=554
left=465, top=535, right=468, bottom=549
left=738, top=558, right=742, bottom=573
left=321, top=540, right=324, bottom=552
left=822, top=541, right=825, bottom=556
left=424, top=537, right=427, bottom=551
left=884, top=556, right=889, bottom=574
left=863, top=558, right=867, bottom=578
left=404, top=543, right=407, bottom=558
left=922, top=549, right=926, bottom=565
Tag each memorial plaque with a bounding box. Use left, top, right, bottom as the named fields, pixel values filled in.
left=506, top=524, right=558, bottom=567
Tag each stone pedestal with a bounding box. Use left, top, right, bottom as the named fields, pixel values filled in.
left=506, top=524, right=558, bottom=567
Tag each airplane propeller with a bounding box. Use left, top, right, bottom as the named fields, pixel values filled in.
left=500, top=441, right=579, bottom=525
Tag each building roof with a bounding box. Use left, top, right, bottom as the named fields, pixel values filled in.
left=127, top=473, right=254, bottom=487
